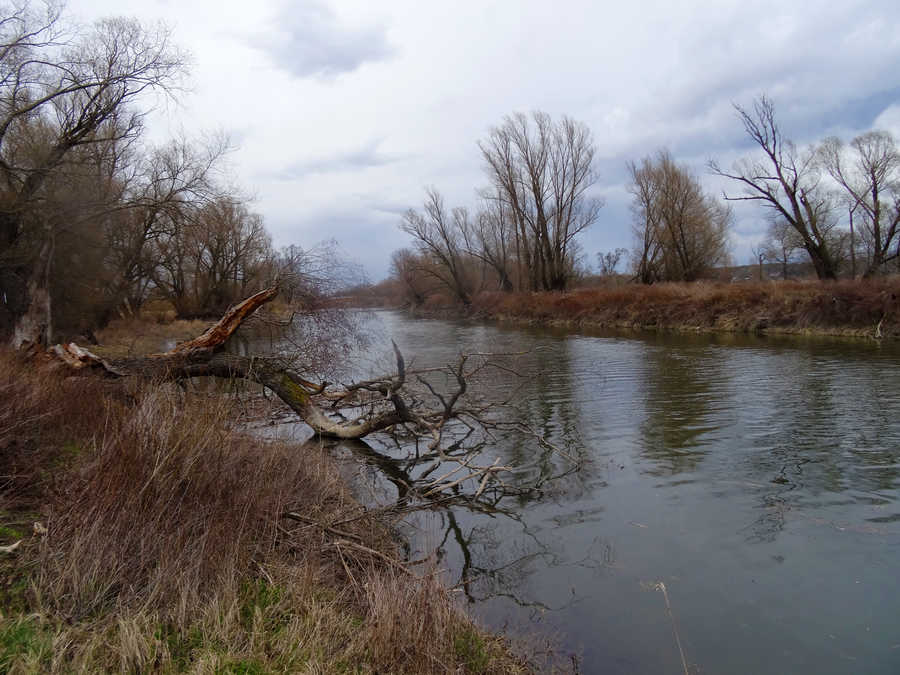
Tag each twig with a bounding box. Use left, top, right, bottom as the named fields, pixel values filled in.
left=282, top=511, right=363, bottom=542
left=326, top=539, right=416, bottom=575
left=655, top=581, right=690, bottom=675
left=335, top=543, right=359, bottom=587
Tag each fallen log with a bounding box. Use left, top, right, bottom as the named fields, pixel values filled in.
left=37, top=286, right=416, bottom=439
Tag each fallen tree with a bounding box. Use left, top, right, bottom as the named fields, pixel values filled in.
left=33, top=285, right=576, bottom=504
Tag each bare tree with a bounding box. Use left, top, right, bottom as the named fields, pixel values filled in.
left=596, top=247, right=627, bottom=277
left=630, top=149, right=731, bottom=282
left=460, top=191, right=515, bottom=291
left=390, top=247, right=435, bottom=306
left=153, top=197, right=271, bottom=316
left=400, top=188, right=473, bottom=305
left=819, top=131, right=900, bottom=277
left=760, top=218, right=804, bottom=279
left=102, top=134, right=230, bottom=317
left=479, top=111, right=603, bottom=291
left=710, top=96, right=840, bottom=280
left=0, top=3, right=187, bottom=345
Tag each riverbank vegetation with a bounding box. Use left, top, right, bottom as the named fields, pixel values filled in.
left=350, top=277, right=899, bottom=339
left=469, top=278, right=900, bottom=338
left=0, top=349, right=529, bottom=673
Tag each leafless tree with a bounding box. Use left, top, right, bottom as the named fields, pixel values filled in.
left=596, top=247, right=627, bottom=277
left=819, top=131, right=900, bottom=277
left=390, top=247, right=435, bottom=306
left=710, top=96, right=840, bottom=280
left=460, top=190, right=515, bottom=292
left=103, top=134, right=230, bottom=316
left=760, top=218, right=804, bottom=279
left=400, top=187, right=473, bottom=305
left=630, top=149, right=731, bottom=282
left=153, top=197, right=271, bottom=316
left=479, top=111, right=603, bottom=291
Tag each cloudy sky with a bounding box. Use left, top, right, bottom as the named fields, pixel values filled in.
left=72, top=0, right=900, bottom=279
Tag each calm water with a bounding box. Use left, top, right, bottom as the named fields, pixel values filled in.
left=273, top=311, right=900, bottom=674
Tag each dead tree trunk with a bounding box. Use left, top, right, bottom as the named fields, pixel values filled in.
left=43, top=286, right=425, bottom=439
left=34, top=286, right=576, bottom=504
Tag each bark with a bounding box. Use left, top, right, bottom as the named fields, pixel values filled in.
left=35, top=285, right=416, bottom=439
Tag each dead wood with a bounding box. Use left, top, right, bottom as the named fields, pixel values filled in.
left=30, top=286, right=573, bottom=504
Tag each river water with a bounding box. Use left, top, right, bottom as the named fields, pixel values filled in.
left=269, top=310, right=900, bottom=674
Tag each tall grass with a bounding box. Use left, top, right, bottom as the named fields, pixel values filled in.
left=0, top=351, right=527, bottom=673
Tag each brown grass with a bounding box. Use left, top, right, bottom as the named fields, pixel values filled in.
left=94, top=317, right=214, bottom=357
left=468, top=278, right=900, bottom=339
left=0, top=351, right=528, bottom=673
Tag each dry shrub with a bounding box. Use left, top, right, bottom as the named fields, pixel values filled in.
left=37, top=388, right=321, bottom=620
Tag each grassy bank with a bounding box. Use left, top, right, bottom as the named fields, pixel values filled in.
left=0, top=351, right=527, bottom=673
left=461, top=279, right=900, bottom=339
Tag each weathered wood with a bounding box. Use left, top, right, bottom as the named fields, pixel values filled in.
left=162, top=286, right=279, bottom=355
left=36, top=286, right=414, bottom=439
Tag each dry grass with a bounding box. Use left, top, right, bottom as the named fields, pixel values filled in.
left=0, top=351, right=528, bottom=674
left=95, top=317, right=214, bottom=357
left=469, top=278, right=900, bottom=339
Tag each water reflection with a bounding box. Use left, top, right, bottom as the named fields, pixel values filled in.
left=259, top=313, right=900, bottom=675
left=635, top=344, right=725, bottom=477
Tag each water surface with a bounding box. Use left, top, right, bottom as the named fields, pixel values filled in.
left=276, top=311, right=900, bottom=674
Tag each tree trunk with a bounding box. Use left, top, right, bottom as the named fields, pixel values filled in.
left=34, top=286, right=417, bottom=440
left=10, top=234, right=54, bottom=349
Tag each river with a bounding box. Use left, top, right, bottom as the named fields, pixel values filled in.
left=266, top=310, right=900, bottom=674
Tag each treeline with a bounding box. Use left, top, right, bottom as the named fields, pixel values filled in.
left=386, top=98, right=900, bottom=307
left=0, top=2, right=329, bottom=345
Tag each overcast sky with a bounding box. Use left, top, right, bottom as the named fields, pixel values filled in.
left=72, top=0, right=900, bottom=279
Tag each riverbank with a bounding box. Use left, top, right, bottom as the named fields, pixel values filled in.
left=411, top=279, right=900, bottom=340
left=0, top=349, right=528, bottom=673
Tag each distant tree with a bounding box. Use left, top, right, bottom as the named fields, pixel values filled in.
left=819, top=131, right=900, bottom=277
left=389, top=247, right=435, bottom=306
left=710, top=96, right=840, bottom=280
left=459, top=191, right=515, bottom=291
left=629, top=149, right=731, bottom=282
left=153, top=197, right=271, bottom=316
left=400, top=188, right=473, bottom=305
left=103, top=134, right=230, bottom=318
left=479, top=111, right=603, bottom=291
left=760, top=218, right=804, bottom=279
left=596, top=247, right=627, bottom=277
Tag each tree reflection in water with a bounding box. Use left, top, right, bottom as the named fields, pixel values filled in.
left=330, top=437, right=609, bottom=613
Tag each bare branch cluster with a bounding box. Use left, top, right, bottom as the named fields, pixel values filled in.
left=711, top=94, right=900, bottom=279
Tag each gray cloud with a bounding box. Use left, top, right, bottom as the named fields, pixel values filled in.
left=254, top=2, right=393, bottom=79
left=267, top=205, right=408, bottom=279
left=266, top=139, right=407, bottom=180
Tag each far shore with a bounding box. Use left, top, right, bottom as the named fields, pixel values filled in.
left=342, top=278, right=900, bottom=341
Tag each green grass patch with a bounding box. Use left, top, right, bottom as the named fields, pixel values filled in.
left=0, top=616, right=52, bottom=673
left=454, top=626, right=491, bottom=672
